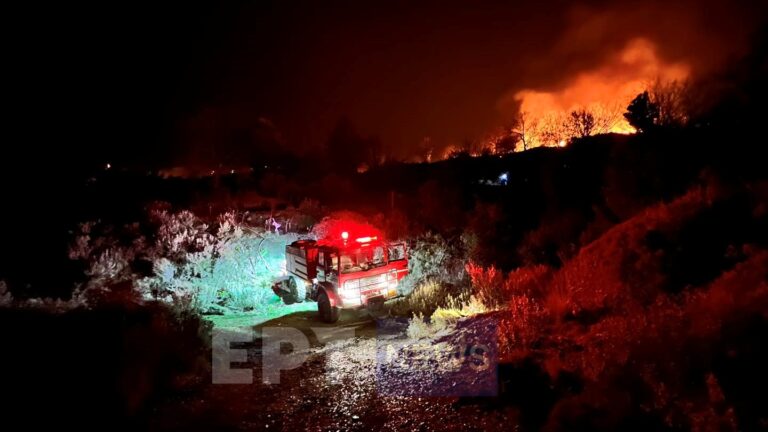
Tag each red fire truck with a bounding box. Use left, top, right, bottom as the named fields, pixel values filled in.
left=272, top=231, right=408, bottom=322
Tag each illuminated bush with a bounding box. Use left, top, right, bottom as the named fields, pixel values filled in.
left=386, top=233, right=472, bottom=318
left=69, top=208, right=291, bottom=315
left=67, top=220, right=139, bottom=296
left=390, top=279, right=446, bottom=316
left=86, top=248, right=132, bottom=282
left=463, top=262, right=551, bottom=361
left=406, top=313, right=434, bottom=339
left=67, top=221, right=97, bottom=261
left=138, top=211, right=288, bottom=314
left=466, top=261, right=551, bottom=309
left=398, top=232, right=469, bottom=296
left=465, top=262, right=502, bottom=306
left=405, top=295, right=488, bottom=340
left=497, top=294, right=546, bottom=362
left=151, top=209, right=216, bottom=262
left=205, top=232, right=280, bottom=310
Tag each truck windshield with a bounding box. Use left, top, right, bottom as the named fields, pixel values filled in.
left=340, top=245, right=386, bottom=274
left=388, top=243, right=406, bottom=261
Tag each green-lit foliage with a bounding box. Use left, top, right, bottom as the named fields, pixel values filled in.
left=398, top=232, right=469, bottom=296
left=70, top=208, right=300, bottom=316
left=138, top=211, right=293, bottom=314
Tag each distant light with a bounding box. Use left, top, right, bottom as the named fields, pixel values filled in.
left=105, top=163, right=111, bottom=170
left=341, top=231, right=349, bottom=240
left=355, top=236, right=377, bottom=243
left=498, top=172, right=509, bottom=185
left=230, top=169, right=235, bottom=174
left=558, top=140, right=567, bottom=147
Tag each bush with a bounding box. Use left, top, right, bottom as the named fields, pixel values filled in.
left=406, top=313, right=435, bottom=339
left=465, top=262, right=503, bottom=307
left=387, top=232, right=473, bottom=320
left=466, top=261, right=552, bottom=309
left=67, top=221, right=142, bottom=294
left=151, top=210, right=215, bottom=262
left=70, top=209, right=290, bottom=315
left=405, top=295, right=488, bottom=340
left=392, top=280, right=446, bottom=316
left=398, top=233, right=469, bottom=296
left=542, top=186, right=713, bottom=321
left=488, top=184, right=768, bottom=430
left=137, top=211, right=288, bottom=314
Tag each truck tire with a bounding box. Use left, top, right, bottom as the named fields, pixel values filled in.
left=279, top=277, right=301, bottom=305
left=317, top=291, right=340, bottom=323
left=288, top=277, right=306, bottom=304
left=296, top=279, right=307, bottom=302
left=366, top=298, right=387, bottom=319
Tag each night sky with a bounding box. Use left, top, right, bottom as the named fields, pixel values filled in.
left=8, top=0, right=767, bottom=170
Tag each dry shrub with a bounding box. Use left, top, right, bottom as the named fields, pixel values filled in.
left=406, top=313, right=434, bottom=339
left=406, top=295, right=488, bottom=340
left=434, top=294, right=487, bottom=321
left=544, top=186, right=713, bottom=320
left=505, top=264, right=552, bottom=297
left=466, top=261, right=503, bottom=307
left=545, top=251, right=623, bottom=321
left=685, top=249, right=768, bottom=338
left=466, top=261, right=551, bottom=309
left=498, top=295, right=546, bottom=362
left=549, top=251, right=768, bottom=379
left=69, top=209, right=289, bottom=315
left=491, top=185, right=768, bottom=429
left=390, top=279, right=448, bottom=317
left=541, top=250, right=768, bottom=430
left=464, top=262, right=552, bottom=362
left=534, top=186, right=720, bottom=372
left=398, top=233, right=469, bottom=296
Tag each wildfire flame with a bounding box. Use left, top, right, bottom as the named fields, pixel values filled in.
left=504, top=38, right=690, bottom=136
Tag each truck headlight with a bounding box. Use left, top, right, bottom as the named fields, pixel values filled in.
left=340, top=279, right=361, bottom=300
left=387, top=270, right=398, bottom=289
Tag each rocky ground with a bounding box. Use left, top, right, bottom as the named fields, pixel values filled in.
left=149, top=309, right=518, bottom=431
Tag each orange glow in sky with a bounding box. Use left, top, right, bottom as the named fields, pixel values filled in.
left=506, top=38, right=690, bottom=137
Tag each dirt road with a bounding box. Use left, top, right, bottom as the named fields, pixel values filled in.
left=149, top=309, right=518, bottom=431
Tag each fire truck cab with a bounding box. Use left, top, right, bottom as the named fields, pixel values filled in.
left=273, top=232, right=408, bottom=323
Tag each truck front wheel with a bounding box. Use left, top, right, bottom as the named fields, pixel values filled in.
left=317, top=291, right=340, bottom=323
left=277, top=277, right=297, bottom=305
